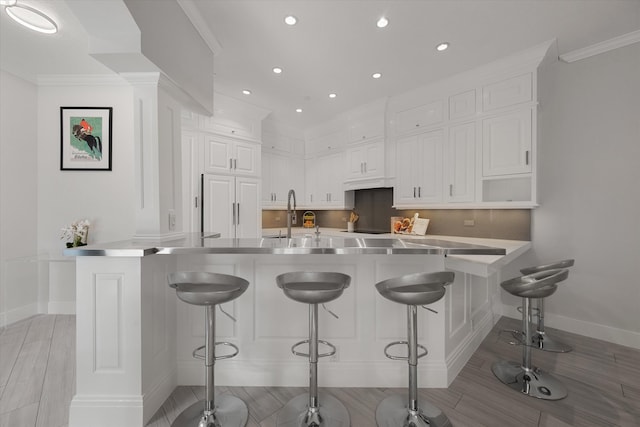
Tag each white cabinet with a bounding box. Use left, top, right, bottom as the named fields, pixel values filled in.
left=445, top=122, right=476, bottom=202
left=199, top=113, right=259, bottom=141
left=203, top=134, right=260, bottom=177
left=482, top=109, right=532, bottom=176
left=202, top=174, right=260, bottom=238
left=305, top=151, right=351, bottom=208
left=394, top=124, right=475, bottom=207
left=345, top=139, right=384, bottom=181
left=395, top=100, right=444, bottom=135
left=449, top=90, right=476, bottom=121
left=482, top=73, right=532, bottom=112
left=348, top=116, right=384, bottom=143
left=395, top=130, right=444, bottom=205
left=262, top=152, right=304, bottom=208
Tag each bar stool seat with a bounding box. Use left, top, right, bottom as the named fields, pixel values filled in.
left=168, top=271, right=249, bottom=427
left=276, top=271, right=351, bottom=427
left=492, top=268, right=569, bottom=401
left=519, top=259, right=575, bottom=352
left=375, top=271, right=455, bottom=427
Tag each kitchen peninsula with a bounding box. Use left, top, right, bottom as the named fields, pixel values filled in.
left=64, top=232, right=528, bottom=427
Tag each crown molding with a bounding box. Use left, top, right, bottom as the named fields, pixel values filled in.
left=177, top=0, right=222, bottom=55
left=37, top=74, right=128, bottom=86
left=560, top=30, right=640, bottom=63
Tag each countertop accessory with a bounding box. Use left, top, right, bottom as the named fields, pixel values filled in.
left=375, top=271, right=455, bottom=427
left=303, top=211, right=316, bottom=228
left=167, top=271, right=250, bottom=427
left=275, top=271, right=352, bottom=427
left=492, top=268, right=569, bottom=400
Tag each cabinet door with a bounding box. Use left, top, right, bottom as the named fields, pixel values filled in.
left=395, top=135, right=421, bottom=205
left=482, top=73, right=532, bottom=112
left=202, top=174, right=235, bottom=238
left=362, top=141, right=384, bottom=178
left=317, top=152, right=344, bottom=205
left=270, top=153, right=290, bottom=204
left=235, top=177, right=260, bottom=238
left=304, top=158, right=318, bottom=204
left=482, top=109, right=532, bottom=176
left=395, top=100, right=444, bottom=134
left=345, top=145, right=366, bottom=180
left=204, top=136, right=234, bottom=174
left=417, top=130, right=444, bottom=203
left=348, top=116, right=383, bottom=143
left=445, top=123, right=476, bottom=202
left=234, top=141, right=259, bottom=176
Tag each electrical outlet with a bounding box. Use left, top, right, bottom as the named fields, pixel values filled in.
left=168, top=210, right=176, bottom=231
left=463, top=219, right=475, bottom=227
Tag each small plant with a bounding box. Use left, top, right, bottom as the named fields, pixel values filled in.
left=61, top=219, right=90, bottom=248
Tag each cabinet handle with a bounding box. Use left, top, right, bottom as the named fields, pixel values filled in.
left=311, top=194, right=313, bottom=203
left=234, top=158, right=238, bottom=169
left=232, top=203, right=236, bottom=225
left=360, top=162, right=363, bottom=173
left=237, top=203, right=240, bottom=224
left=194, top=196, right=198, bottom=208
left=229, top=158, right=233, bottom=170
left=364, top=162, right=367, bottom=173
left=449, top=184, right=453, bottom=197
left=415, top=123, right=420, bottom=127
left=413, top=187, right=416, bottom=198
left=418, top=187, right=421, bottom=198
left=525, top=150, right=530, bottom=165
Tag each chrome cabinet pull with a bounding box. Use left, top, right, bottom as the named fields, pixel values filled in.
left=364, top=162, right=367, bottom=173
left=232, top=203, right=236, bottom=225
left=229, top=158, right=233, bottom=169
left=525, top=150, right=530, bottom=165
left=449, top=184, right=453, bottom=197
left=237, top=203, right=240, bottom=224
left=418, top=187, right=421, bottom=198
left=413, top=187, right=416, bottom=198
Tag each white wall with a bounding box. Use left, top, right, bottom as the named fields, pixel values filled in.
left=0, top=71, right=40, bottom=325
left=501, top=43, right=640, bottom=348
left=37, top=77, right=137, bottom=313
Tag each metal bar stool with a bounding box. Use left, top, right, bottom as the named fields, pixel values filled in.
left=375, top=271, right=455, bottom=427
left=275, top=271, right=351, bottom=427
left=168, top=271, right=250, bottom=427
left=492, top=268, right=569, bottom=400
left=520, top=259, right=575, bottom=352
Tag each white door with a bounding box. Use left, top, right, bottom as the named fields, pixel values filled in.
left=202, top=174, right=234, bottom=237
left=395, top=135, right=420, bottom=205
left=235, top=177, right=260, bottom=238
left=482, top=109, right=532, bottom=176
left=446, top=122, right=476, bottom=202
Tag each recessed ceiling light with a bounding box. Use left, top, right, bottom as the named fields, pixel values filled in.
left=295, top=108, right=303, bottom=113
left=329, top=93, right=337, bottom=99
left=242, top=89, right=251, bottom=95
left=273, top=67, right=283, bottom=74
left=376, top=17, right=389, bottom=28
left=372, top=72, right=382, bottom=79
left=284, top=15, right=297, bottom=25
left=436, top=42, right=450, bottom=52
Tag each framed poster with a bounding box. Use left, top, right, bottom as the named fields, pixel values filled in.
left=60, top=107, right=112, bottom=171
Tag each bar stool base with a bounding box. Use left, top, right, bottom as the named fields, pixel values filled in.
left=533, top=333, right=573, bottom=353
left=492, top=360, right=568, bottom=400
left=171, top=395, right=249, bottom=427
left=375, top=394, right=452, bottom=427
left=276, top=393, right=350, bottom=427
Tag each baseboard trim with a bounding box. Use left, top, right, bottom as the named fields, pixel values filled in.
left=68, top=394, right=143, bottom=427
left=0, top=302, right=39, bottom=327
left=501, top=304, right=640, bottom=350
left=48, top=301, right=76, bottom=314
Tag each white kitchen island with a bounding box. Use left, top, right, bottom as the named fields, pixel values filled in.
left=64, top=232, right=529, bottom=427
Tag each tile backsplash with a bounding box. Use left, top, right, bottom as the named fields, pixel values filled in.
left=263, top=188, right=531, bottom=241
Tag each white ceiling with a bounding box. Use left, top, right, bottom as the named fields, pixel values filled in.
left=1, top=0, right=639, bottom=131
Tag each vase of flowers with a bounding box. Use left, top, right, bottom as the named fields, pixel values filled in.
left=61, top=219, right=90, bottom=248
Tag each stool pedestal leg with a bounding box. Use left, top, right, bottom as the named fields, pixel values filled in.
left=375, top=305, right=452, bottom=427
left=532, top=298, right=573, bottom=353
left=171, top=305, right=248, bottom=427
left=276, top=304, right=350, bottom=427
left=492, top=297, right=568, bottom=401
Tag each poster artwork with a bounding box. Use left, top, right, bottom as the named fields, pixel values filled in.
left=69, top=116, right=103, bottom=161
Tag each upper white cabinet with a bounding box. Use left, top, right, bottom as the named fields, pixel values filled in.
left=305, top=151, right=353, bottom=209
left=395, top=100, right=444, bottom=135
left=449, top=90, right=476, bottom=121
left=262, top=152, right=304, bottom=208
left=348, top=116, right=384, bottom=143
left=305, top=130, right=348, bottom=156
left=199, top=114, right=259, bottom=141
left=203, top=134, right=260, bottom=177
left=482, top=73, right=532, bottom=112
left=482, top=109, right=532, bottom=177
left=344, top=139, right=385, bottom=181
left=445, top=123, right=476, bottom=202
left=395, top=130, right=444, bottom=205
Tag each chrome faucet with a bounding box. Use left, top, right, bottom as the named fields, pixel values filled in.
left=286, top=189, right=297, bottom=238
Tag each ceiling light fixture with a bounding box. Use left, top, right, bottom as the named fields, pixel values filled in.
left=295, top=108, right=302, bottom=113
left=329, top=93, right=337, bottom=99
left=436, top=42, right=450, bottom=52
left=3, top=1, right=58, bottom=34
left=284, top=15, right=297, bottom=26
left=372, top=72, right=382, bottom=79
left=242, top=89, right=251, bottom=95
left=273, top=67, right=283, bottom=74
left=376, top=17, right=389, bottom=28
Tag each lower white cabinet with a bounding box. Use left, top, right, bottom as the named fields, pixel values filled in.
left=201, top=174, right=260, bottom=238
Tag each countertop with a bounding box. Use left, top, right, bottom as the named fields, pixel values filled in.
left=63, top=229, right=530, bottom=261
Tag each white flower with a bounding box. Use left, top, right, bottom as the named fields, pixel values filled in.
left=61, top=219, right=90, bottom=244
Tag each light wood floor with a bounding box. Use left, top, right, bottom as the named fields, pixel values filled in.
left=1, top=315, right=639, bottom=427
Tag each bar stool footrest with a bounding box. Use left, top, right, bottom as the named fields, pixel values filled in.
left=192, top=341, right=240, bottom=361
left=383, top=340, right=428, bottom=361
left=291, top=339, right=336, bottom=358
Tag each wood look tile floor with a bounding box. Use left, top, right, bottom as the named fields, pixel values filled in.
left=1, top=315, right=639, bottom=427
